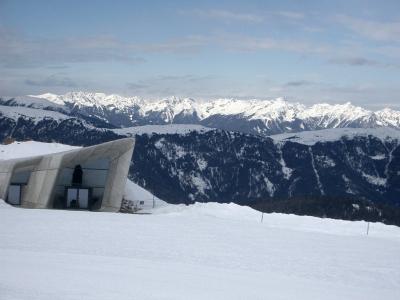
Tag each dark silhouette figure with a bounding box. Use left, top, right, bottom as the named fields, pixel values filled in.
left=69, top=199, right=79, bottom=209
left=72, top=165, right=83, bottom=186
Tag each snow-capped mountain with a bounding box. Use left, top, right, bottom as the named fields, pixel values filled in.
left=1, top=93, right=400, bottom=224
left=2, top=92, right=400, bottom=135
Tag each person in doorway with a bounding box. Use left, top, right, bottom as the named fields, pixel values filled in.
left=72, top=165, right=83, bottom=186
left=69, top=199, right=79, bottom=209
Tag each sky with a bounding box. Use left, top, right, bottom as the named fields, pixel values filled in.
left=0, top=0, right=400, bottom=109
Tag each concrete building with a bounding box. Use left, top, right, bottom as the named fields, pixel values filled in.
left=0, top=138, right=135, bottom=212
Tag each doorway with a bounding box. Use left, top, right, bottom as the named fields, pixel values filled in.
left=7, top=184, right=22, bottom=205
left=66, top=187, right=90, bottom=209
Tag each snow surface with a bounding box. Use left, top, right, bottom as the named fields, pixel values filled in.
left=113, top=124, right=212, bottom=136
left=0, top=104, right=70, bottom=123
left=1, top=141, right=400, bottom=299
left=1, top=200, right=400, bottom=300
left=270, top=127, right=400, bottom=145
left=0, top=141, right=77, bottom=160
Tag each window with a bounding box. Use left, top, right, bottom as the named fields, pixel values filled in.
left=139, top=201, right=144, bottom=205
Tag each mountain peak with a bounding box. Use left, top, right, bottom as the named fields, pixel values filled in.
left=4, top=91, right=400, bottom=135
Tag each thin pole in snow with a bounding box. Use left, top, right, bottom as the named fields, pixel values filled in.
left=366, top=221, right=370, bottom=235
left=261, top=212, right=264, bottom=223
left=152, top=194, right=155, bottom=209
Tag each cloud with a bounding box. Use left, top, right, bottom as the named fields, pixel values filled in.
left=135, top=36, right=208, bottom=54
left=328, top=56, right=379, bottom=66
left=336, top=15, right=400, bottom=42
left=183, top=9, right=306, bottom=24
left=0, top=28, right=146, bottom=68
left=216, top=34, right=327, bottom=54
left=126, top=82, right=148, bottom=90
left=275, top=11, right=305, bottom=20
left=24, top=74, right=76, bottom=87
left=126, top=74, right=216, bottom=96
left=127, top=74, right=213, bottom=90
left=285, top=80, right=313, bottom=87
left=186, top=9, right=264, bottom=23
left=328, top=56, right=400, bottom=68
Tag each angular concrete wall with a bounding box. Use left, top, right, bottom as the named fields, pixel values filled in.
left=0, top=138, right=135, bottom=211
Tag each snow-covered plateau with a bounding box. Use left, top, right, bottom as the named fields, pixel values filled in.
left=270, top=127, right=400, bottom=145
left=0, top=140, right=400, bottom=299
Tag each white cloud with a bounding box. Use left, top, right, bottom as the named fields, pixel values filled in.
left=336, top=14, right=400, bottom=41
left=187, top=9, right=264, bottom=23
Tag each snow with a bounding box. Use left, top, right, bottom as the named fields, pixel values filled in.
left=0, top=141, right=77, bottom=160
left=4, top=95, right=66, bottom=110
left=370, top=154, right=386, bottom=160
left=0, top=104, right=70, bottom=123
left=1, top=140, right=400, bottom=299
left=376, top=108, right=400, bottom=127
left=189, top=173, right=209, bottom=195
left=124, top=179, right=167, bottom=211
left=342, top=174, right=356, bottom=194
left=1, top=200, right=400, bottom=300
left=277, top=145, right=293, bottom=179
left=198, top=97, right=304, bottom=123
left=30, top=92, right=141, bottom=110
left=264, top=177, right=276, bottom=196
left=362, top=172, right=387, bottom=186
left=298, top=102, right=373, bottom=127
left=270, top=127, right=400, bottom=145
left=114, top=124, right=212, bottom=136
left=309, top=147, right=325, bottom=195
left=24, top=92, right=400, bottom=130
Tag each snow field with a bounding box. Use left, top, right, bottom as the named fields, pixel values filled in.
left=1, top=201, right=399, bottom=300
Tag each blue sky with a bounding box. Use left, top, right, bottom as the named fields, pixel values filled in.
left=1, top=0, right=400, bottom=108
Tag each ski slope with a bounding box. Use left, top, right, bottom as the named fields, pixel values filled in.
left=1, top=200, right=399, bottom=300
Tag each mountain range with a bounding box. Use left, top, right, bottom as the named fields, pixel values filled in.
left=1, top=91, right=400, bottom=136
left=1, top=92, right=400, bottom=225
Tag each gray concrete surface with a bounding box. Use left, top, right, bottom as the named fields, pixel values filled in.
left=0, top=138, right=135, bottom=212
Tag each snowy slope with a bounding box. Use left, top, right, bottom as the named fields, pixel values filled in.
left=1, top=140, right=400, bottom=299
left=30, top=92, right=141, bottom=109
left=0, top=105, right=70, bottom=124
left=0, top=200, right=399, bottom=300
left=270, top=127, right=400, bottom=145
left=0, top=140, right=77, bottom=159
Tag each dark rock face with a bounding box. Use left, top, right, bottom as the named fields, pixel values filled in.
left=0, top=115, right=119, bottom=146
left=129, top=131, right=400, bottom=208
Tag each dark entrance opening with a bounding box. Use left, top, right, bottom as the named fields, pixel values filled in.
left=72, top=165, right=83, bottom=186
